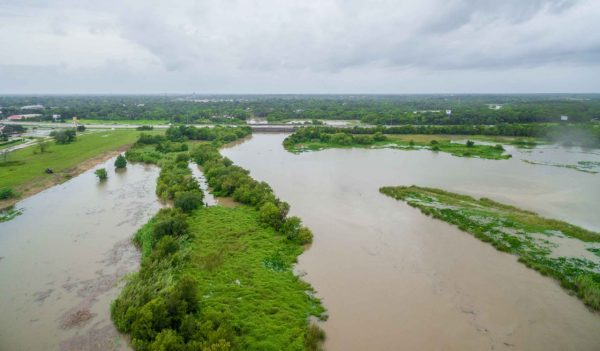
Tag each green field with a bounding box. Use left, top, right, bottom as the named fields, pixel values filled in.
left=380, top=185, right=600, bottom=310
left=189, top=206, right=324, bottom=350
left=0, top=129, right=158, bottom=194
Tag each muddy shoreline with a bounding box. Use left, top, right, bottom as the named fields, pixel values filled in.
left=0, top=158, right=161, bottom=350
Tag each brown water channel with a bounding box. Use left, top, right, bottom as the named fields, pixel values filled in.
left=222, top=134, right=600, bottom=351
left=0, top=158, right=161, bottom=351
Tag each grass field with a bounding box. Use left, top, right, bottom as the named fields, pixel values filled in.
left=380, top=185, right=600, bottom=310
left=188, top=206, right=324, bottom=350
left=0, top=129, right=161, bottom=204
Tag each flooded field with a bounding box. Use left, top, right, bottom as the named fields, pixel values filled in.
left=222, top=134, right=600, bottom=351
left=0, top=158, right=161, bottom=351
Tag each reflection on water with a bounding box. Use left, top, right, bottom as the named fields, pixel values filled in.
left=223, top=134, right=600, bottom=351
left=189, top=162, right=217, bottom=206
left=0, top=158, right=161, bottom=351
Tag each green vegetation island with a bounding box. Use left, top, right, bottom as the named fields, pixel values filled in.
left=379, top=185, right=600, bottom=310
left=283, top=127, right=513, bottom=160
left=112, top=126, right=326, bottom=351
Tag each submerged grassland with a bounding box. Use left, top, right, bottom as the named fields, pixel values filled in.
left=112, top=126, right=325, bottom=351
left=0, top=129, right=161, bottom=209
left=380, top=185, right=600, bottom=310
left=283, top=128, right=511, bottom=160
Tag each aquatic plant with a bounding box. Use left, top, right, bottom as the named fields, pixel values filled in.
left=94, top=168, right=107, bottom=181
left=114, top=154, right=127, bottom=169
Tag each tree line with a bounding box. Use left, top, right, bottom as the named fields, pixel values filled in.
left=2, top=94, right=599, bottom=125
left=285, top=124, right=600, bottom=147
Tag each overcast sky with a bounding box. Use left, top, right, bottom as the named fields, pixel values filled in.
left=1, top=0, right=599, bottom=94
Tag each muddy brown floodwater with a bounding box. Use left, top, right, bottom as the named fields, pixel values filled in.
left=0, top=157, right=161, bottom=351
left=222, top=134, right=600, bottom=351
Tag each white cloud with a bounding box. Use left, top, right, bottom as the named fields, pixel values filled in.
left=0, top=0, right=598, bottom=93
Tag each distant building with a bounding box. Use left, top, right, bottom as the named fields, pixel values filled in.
left=561, top=115, right=569, bottom=121
left=6, top=114, right=41, bottom=120
left=446, top=109, right=452, bottom=116
left=487, top=104, right=503, bottom=110
left=20, top=105, right=44, bottom=110
left=52, top=114, right=61, bottom=120
left=413, top=110, right=441, bottom=114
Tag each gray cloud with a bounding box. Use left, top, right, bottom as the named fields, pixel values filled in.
left=0, top=0, right=599, bottom=93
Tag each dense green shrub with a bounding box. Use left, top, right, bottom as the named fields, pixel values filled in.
left=51, top=129, right=76, bottom=144
left=136, top=133, right=165, bottom=145
left=174, top=191, right=204, bottom=213
left=156, top=159, right=199, bottom=200
left=156, top=141, right=188, bottom=153
left=152, top=208, right=188, bottom=242
left=115, top=154, right=127, bottom=168
left=166, top=125, right=251, bottom=145
left=94, top=168, right=107, bottom=181
left=0, top=187, right=17, bottom=200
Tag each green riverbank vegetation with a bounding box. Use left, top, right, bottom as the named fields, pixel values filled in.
left=112, top=128, right=325, bottom=350
left=380, top=185, right=600, bottom=310
left=283, top=127, right=511, bottom=160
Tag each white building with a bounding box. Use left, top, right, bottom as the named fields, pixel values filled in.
left=561, top=115, right=569, bottom=121
left=446, top=109, right=452, bottom=116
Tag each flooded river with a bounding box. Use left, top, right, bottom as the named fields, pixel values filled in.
left=222, top=134, right=600, bottom=351
left=0, top=158, right=161, bottom=351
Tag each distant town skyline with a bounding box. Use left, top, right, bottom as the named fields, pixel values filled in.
left=1, top=0, right=599, bottom=94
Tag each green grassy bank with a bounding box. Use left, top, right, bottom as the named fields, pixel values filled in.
left=380, top=185, right=600, bottom=310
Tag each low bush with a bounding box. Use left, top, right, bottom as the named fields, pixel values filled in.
left=152, top=208, right=189, bottom=242
left=94, top=168, right=108, bottom=181
left=51, top=129, right=76, bottom=144
left=174, top=191, right=204, bottom=213
left=115, top=154, right=127, bottom=169
left=0, top=187, right=17, bottom=200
